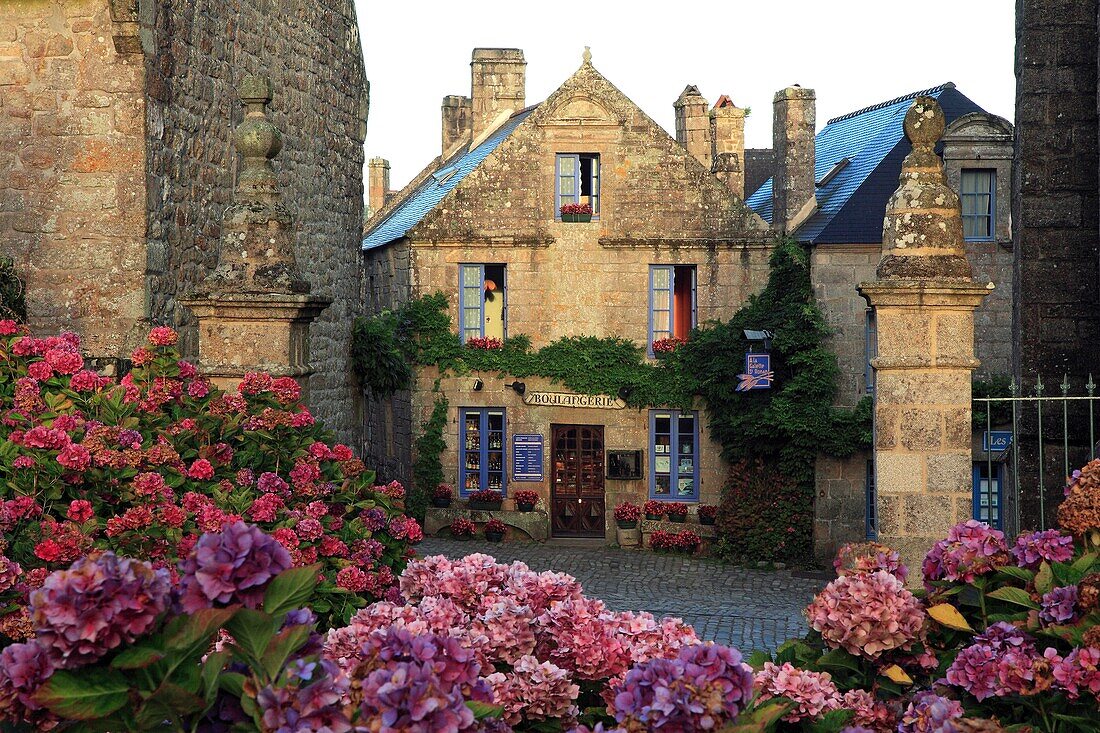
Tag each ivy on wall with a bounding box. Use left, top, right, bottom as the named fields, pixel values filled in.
left=351, top=237, right=873, bottom=562
left=0, top=257, right=26, bottom=322
left=409, top=389, right=448, bottom=522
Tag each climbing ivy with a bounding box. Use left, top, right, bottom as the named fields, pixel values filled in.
left=409, top=390, right=448, bottom=523
left=0, top=257, right=26, bottom=322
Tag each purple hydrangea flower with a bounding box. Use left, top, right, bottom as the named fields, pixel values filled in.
left=358, top=628, right=490, bottom=733
left=117, top=429, right=143, bottom=449
left=361, top=507, right=387, bottom=532
left=30, top=552, right=171, bottom=668
left=611, top=642, right=754, bottom=730
left=1040, top=586, right=1079, bottom=626
left=0, top=640, right=53, bottom=721
left=256, top=659, right=353, bottom=733
left=0, top=556, right=21, bottom=593
left=922, top=520, right=1009, bottom=588
left=1011, top=529, right=1075, bottom=569
left=178, top=521, right=292, bottom=613
left=897, top=692, right=964, bottom=733
left=839, top=727, right=877, bottom=733
left=945, top=623, right=1049, bottom=700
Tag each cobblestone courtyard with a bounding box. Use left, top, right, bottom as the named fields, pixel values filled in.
left=418, top=538, right=825, bottom=653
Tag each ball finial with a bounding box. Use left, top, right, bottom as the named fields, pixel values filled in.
left=903, top=96, right=945, bottom=147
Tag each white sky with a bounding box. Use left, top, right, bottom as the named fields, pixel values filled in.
left=358, top=0, right=1016, bottom=191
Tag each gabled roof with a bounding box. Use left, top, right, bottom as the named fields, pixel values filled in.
left=745, top=83, right=985, bottom=244
left=362, top=108, right=536, bottom=250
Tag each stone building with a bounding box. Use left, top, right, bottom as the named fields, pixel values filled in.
left=0, top=0, right=367, bottom=443
left=362, top=48, right=773, bottom=541
left=746, top=84, right=1014, bottom=559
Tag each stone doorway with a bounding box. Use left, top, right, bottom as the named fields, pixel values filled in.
left=550, top=424, right=605, bottom=538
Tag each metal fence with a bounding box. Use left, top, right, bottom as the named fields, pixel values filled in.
left=973, top=375, right=1100, bottom=534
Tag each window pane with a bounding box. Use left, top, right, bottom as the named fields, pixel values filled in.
left=652, top=289, right=670, bottom=310
left=963, top=217, right=981, bottom=239
left=653, top=311, right=670, bottom=334
left=461, top=265, right=481, bottom=287
left=558, top=156, right=575, bottom=174
left=652, top=268, right=670, bottom=289
left=560, top=177, right=575, bottom=196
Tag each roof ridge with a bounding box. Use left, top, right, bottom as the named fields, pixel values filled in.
left=826, top=82, right=954, bottom=125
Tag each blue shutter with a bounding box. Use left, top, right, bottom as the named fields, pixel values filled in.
left=649, top=265, right=673, bottom=354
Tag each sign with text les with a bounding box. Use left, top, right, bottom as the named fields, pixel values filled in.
left=983, top=431, right=1012, bottom=452
left=736, top=353, right=773, bottom=391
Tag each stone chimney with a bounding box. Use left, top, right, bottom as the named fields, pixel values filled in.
left=674, top=85, right=712, bottom=170
left=368, top=157, right=390, bottom=217
left=470, top=48, right=525, bottom=142
left=772, top=86, right=817, bottom=233
left=710, top=95, right=745, bottom=199
left=442, top=94, right=472, bottom=155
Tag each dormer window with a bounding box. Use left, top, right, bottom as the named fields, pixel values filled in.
left=556, top=153, right=600, bottom=219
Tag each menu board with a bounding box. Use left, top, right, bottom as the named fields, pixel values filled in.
left=512, top=434, right=544, bottom=482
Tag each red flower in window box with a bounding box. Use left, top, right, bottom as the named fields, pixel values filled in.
left=665, top=502, right=689, bottom=522
left=513, top=490, right=539, bottom=510
left=469, top=489, right=503, bottom=503
left=465, top=337, right=503, bottom=350
left=450, top=517, right=476, bottom=538
left=651, top=337, right=688, bottom=355
left=614, top=501, right=642, bottom=523
left=643, top=500, right=666, bottom=520
left=560, top=203, right=592, bottom=215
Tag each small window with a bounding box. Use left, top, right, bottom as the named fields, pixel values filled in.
left=649, top=410, right=698, bottom=501
left=865, top=459, right=876, bottom=539
left=460, top=408, right=506, bottom=496
left=556, top=153, right=600, bottom=217
left=458, top=264, right=506, bottom=343
left=865, top=309, right=877, bottom=394
left=649, top=265, right=696, bottom=353
left=961, top=169, right=995, bottom=241
left=973, top=462, right=1003, bottom=529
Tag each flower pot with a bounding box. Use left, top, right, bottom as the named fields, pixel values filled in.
left=431, top=497, right=452, bottom=508
left=486, top=531, right=505, bottom=542
left=669, top=514, right=686, bottom=523
left=517, top=502, right=536, bottom=512
left=617, top=526, right=640, bottom=547
left=561, top=213, right=592, bottom=223
left=469, top=501, right=502, bottom=511
left=616, top=520, right=638, bottom=530
left=699, top=515, right=715, bottom=526
left=645, top=513, right=663, bottom=521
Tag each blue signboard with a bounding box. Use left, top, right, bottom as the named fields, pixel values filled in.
left=512, top=434, right=544, bottom=482
left=983, top=431, right=1013, bottom=452
left=736, top=353, right=773, bottom=391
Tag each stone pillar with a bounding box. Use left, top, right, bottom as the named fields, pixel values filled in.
left=772, top=86, right=817, bottom=233
left=441, top=94, right=472, bottom=155
left=674, top=85, right=712, bottom=170
left=368, top=157, right=390, bottom=217
left=180, top=75, right=331, bottom=396
left=711, top=95, right=745, bottom=199
left=858, top=97, right=990, bottom=575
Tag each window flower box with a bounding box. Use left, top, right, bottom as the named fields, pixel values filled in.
left=560, top=202, right=592, bottom=223
left=643, top=499, right=666, bottom=521
left=614, top=501, right=641, bottom=529
left=514, top=490, right=539, bottom=512
left=666, top=502, right=689, bottom=523
left=432, top=482, right=454, bottom=508
left=468, top=489, right=503, bottom=511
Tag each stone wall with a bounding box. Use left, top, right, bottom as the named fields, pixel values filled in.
left=0, top=0, right=147, bottom=360
left=1014, top=0, right=1100, bottom=381
left=143, top=0, right=368, bottom=444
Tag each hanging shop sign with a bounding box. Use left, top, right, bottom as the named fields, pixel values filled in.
left=736, top=353, right=774, bottom=391
left=522, top=391, right=626, bottom=409
left=982, top=431, right=1013, bottom=452
left=513, top=434, right=544, bottom=482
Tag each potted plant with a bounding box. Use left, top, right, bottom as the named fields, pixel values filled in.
left=560, top=202, right=593, bottom=223
left=649, top=529, right=675, bottom=552
left=485, top=518, right=507, bottom=542
left=651, top=337, right=688, bottom=358
left=643, top=500, right=666, bottom=521
left=432, top=483, right=454, bottom=508
left=675, top=529, right=702, bottom=554
left=614, top=501, right=641, bottom=529
left=450, top=517, right=476, bottom=540
left=468, top=489, right=503, bottom=511
left=698, top=504, right=718, bottom=526
left=666, top=502, right=689, bottom=523
left=514, top=489, right=539, bottom=512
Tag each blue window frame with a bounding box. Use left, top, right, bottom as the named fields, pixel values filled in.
left=555, top=153, right=600, bottom=218
left=961, top=169, right=995, bottom=241
left=865, top=309, right=877, bottom=394
left=648, top=265, right=696, bottom=354
left=649, top=410, right=699, bottom=501
left=865, top=459, right=877, bottom=539
left=458, top=264, right=506, bottom=343
left=459, top=408, right=506, bottom=496
left=973, top=462, right=1004, bottom=529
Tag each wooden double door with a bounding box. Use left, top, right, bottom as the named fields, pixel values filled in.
left=550, top=424, right=605, bottom=538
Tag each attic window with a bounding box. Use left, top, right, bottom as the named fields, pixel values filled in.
left=433, top=166, right=457, bottom=185
left=816, top=157, right=850, bottom=188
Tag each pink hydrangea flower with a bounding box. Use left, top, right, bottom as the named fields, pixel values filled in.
left=66, top=500, right=94, bottom=523
left=922, top=520, right=1010, bottom=587
left=806, top=570, right=924, bottom=658
left=147, top=326, right=178, bottom=347
left=187, top=458, right=215, bottom=480
left=486, top=655, right=579, bottom=725
left=833, top=542, right=908, bottom=583
left=1052, top=646, right=1100, bottom=702
left=754, top=662, right=841, bottom=722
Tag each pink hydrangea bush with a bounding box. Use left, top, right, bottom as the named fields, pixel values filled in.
left=0, top=323, right=415, bottom=630
left=806, top=570, right=924, bottom=658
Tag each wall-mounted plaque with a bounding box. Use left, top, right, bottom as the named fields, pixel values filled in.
left=607, top=449, right=643, bottom=480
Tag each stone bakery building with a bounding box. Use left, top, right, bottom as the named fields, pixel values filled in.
left=361, top=48, right=777, bottom=540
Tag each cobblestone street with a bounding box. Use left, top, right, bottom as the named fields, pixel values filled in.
left=418, top=538, right=825, bottom=653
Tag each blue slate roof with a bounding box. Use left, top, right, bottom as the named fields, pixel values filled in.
left=362, top=108, right=536, bottom=250
left=745, top=84, right=984, bottom=244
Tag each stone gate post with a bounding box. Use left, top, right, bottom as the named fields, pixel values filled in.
left=180, top=76, right=331, bottom=397
left=858, top=97, right=990, bottom=575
